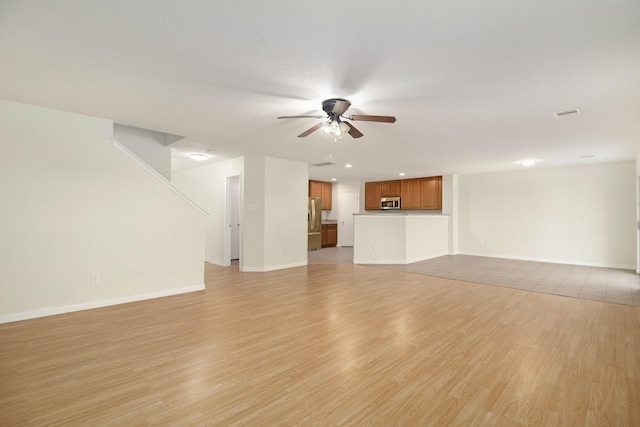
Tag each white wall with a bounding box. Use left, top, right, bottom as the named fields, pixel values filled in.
left=174, top=155, right=308, bottom=272
left=263, top=157, right=308, bottom=270
left=242, top=156, right=267, bottom=270
left=353, top=215, right=450, bottom=264
left=406, top=215, right=451, bottom=263
left=172, top=157, right=244, bottom=265
left=0, top=100, right=206, bottom=322
left=353, top=215, right=407, bottom=263
left=113, top=123, right=172, bottom=180
left=458, top=161, right=636, bottom=268
left=442, top=175, right=459, bottom=254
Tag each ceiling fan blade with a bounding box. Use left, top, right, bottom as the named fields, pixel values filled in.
left=348, top=114, right=396, bottom=123
left=278, top=115, right=325, bottom=119
left=298, top=122, right=325, bottom=137
left=345, top=122, right=363, bottom=139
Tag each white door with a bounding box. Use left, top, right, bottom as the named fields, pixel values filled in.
left=339, top=191, right=359, bottom=247
left=229, top=177, right=240, bottom=260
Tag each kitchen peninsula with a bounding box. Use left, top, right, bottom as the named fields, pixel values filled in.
left=353, top=214, right=450, bottom=264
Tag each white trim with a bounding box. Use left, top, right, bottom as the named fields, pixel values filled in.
left=205, top=258, right=225, bottom=266
left=458, top=251, right=636, bottom=270
left=112, top=138, right=209, bottom=216
left=240, top=261, right=307, bottom=272
left=0, top=284, right=205, bottom=324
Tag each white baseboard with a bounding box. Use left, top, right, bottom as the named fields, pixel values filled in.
left=458, top=251, right=635, bottom=270
left=205, top=258, right=225, bottom=266
left=0, top=284, right=205, bottom=324
left=240, top=261, right=307, bottom=272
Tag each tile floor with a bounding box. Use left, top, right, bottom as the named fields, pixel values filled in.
left=308, top=248, right=640, bottom=307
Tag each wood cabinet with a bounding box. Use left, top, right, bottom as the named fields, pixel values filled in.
left=365, top=182, right=382, bottom=210
left=321, top=223, right=338, bottom=248
left=380, top=180, right=401, bottom=197
left=420, top=176, right=442, bottom=210
left=309, top=180, right=332, bottom=210
left=309, top=180, right=322, bottom=198
left=321, top=181, right=332, bottom=210
left=400, top=179, right=422, bottom=210
left=365, top=176, right=442, bottom=211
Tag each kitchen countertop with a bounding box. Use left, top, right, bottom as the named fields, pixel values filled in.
left=322, top=220, right=338, bottom=225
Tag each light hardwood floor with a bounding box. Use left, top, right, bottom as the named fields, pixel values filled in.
left=1, top=262, right=639, bottom=425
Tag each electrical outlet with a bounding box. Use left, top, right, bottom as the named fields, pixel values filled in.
left=91, top=273, right=100, bottom=283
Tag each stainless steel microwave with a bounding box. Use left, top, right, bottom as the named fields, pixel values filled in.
left=381, top=197, right=400, bottom=210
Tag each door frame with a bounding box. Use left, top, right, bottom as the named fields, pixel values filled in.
left=224, top=174, right=242, bottom=269
left=339, top=190, right=359, bottom=247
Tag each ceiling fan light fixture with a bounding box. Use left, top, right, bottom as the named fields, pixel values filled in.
left=321, top=120, right=336, bottom=136
left=278, top=98, right=396, bottom=139
left=189, top=153, right=208, bottom=161
left=339, top=121, right=350, bottom=134
left=321, top=119, right=350, bottom=140
left=519, top=159, right=537, bottom=167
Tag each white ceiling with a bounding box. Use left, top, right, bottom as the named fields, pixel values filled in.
left=1, top=1, right=639, bottom=182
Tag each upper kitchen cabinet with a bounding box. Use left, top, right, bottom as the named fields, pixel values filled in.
left=366, top=176, right=442, bottom=211
left=365, top=182, right=382, bottom=210
left=420, top=176, right=442, bottom=210
left=309, top=180, right=332, bottom=210
left=380, top=180, right=401, bottom=197
left=321, top=181, right=332, bottom=210
left=400, top=179, right=422, bottom=209
left=309, top=180, right=322, bottom=199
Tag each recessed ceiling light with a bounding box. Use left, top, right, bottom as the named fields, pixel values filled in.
left=189, top=153, right=208, bottom=161
left=519, top=159, right=537, bottom=167
left=399, top=172, right=406, bottom=176
left=331, top=178, right=337, bottom=181
left=553, top=109, right=581, bottom=118
left=345, top=164, right=352, bottom=168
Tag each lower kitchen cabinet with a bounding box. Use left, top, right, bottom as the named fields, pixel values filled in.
left=321, top=223, right=338, bottom=248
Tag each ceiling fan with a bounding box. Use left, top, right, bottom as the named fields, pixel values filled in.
left=277, top=98, right=396, bottom=140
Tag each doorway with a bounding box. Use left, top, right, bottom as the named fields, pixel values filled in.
left=339, top=190, right=359, bottom=247
left=226, top=175, right=241, bottom=267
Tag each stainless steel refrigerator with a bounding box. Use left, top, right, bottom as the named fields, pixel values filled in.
left=308, top=197, right=322, bottom=250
